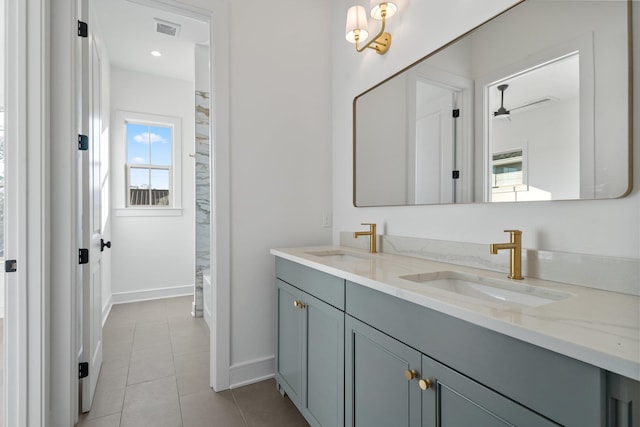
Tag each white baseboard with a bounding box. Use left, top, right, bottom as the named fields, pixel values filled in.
left=229, top=356, right=275, bottom=389
left=102, top=295, right=113, bottom=326
left=110, top=284, right=193, bottom=306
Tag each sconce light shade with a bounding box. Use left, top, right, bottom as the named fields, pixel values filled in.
left=346, top=5, right=369, bottom=43
left=370, top=1, right=397, bottom=20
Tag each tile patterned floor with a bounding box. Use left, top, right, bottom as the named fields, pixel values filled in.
left=76, top=296, right=308, bottom=427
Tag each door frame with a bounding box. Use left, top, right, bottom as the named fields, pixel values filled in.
left=7, top=0, right=231, bottom=423
left=5, top=0, right=52, bottom=425
left=124, top=0, right=231, bottom=392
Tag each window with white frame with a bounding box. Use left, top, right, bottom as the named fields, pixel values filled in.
left=126, top=121, right=174, bottom=207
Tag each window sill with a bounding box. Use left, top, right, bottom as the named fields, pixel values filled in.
left=114, top=208, right=183, bottom=217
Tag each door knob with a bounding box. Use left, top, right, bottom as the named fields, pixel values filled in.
left=100, top=238, right=111, bottom=252
left=419, top=379, right=432, bottom=390
left=404, top=369, right=418, bottom=380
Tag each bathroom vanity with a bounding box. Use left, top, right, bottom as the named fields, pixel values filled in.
left=272, top=247, right=639, bottom=427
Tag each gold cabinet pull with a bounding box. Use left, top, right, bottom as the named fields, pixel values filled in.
left=293, top=300, right=307, bottom=309
left=419, top=379, right=432, bottom=390
left=404, top=369, right=418, bottom=380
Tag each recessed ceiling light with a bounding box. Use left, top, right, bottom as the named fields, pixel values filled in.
left=151, top=50, right=162, bottom=57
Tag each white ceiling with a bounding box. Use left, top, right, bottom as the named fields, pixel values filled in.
left=92, top=0, right=209, bottom=82
left=489, top=53, right=580, bottom=115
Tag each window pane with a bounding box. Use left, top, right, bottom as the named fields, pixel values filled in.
left=127, top=123, right=150, bottom=164
left=149, top=125, right=172, bottom=166
left=129, top=167, right=150, bottom=206
left=150, top=169, right=170, bottom=206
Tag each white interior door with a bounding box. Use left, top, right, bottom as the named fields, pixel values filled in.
left=79, top=0, right=104, bottom=412
left=414, top=92, right=455, bottom=204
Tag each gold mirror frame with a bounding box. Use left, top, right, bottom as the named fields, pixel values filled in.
left=353, top=0, right=633, bottom=207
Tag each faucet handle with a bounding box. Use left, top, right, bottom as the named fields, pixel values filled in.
left=503, top=229, right=522, bottom=234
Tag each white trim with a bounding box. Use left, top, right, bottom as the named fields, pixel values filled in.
left=110, top=284, right=193, bottom=305
left=209, top=0, right=231, bottom=393
left=229, top=356, right=275, bottom=389
left=50, top=0, right=78, bottom=423
left=101, top=295, right=113, bottom=327
left=113, top=110, right=183, bottom=209
left=5, top=0, right=29, bottom=423
left=475, top=33, right=595, bottom=203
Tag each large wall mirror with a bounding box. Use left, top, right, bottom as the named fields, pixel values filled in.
left=354, top=0, right=632, bottom=207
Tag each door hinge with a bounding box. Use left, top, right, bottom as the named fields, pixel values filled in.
left=452, top=109, right=460, bottom=118
left=79, top=248, right=89, bottom=265
left=5, top=259, right=17, bottom=273
left=78, top=134, right=89, bottom=151
left=452, top=170, right=460, bottom=179
left=79, top=362, right=89, bottom=379
left=78, top=21, right=88, bottom=38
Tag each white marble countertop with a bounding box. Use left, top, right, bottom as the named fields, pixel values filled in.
left=271, top=245, right=640, bottom=381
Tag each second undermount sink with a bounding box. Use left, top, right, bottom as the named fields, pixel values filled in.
left=305, top=249, right=371, bottom=262
left=399, top=271, right=571, bottom=308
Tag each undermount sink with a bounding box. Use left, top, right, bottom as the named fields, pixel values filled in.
left=399, top=271, right=571, bottom=308
left=305, top=250, right=371, bottom=262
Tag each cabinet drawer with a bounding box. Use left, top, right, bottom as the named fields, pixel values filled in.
left=276, top=258, right=344, bottom=310
left=346, top=280, right=604, bottom=427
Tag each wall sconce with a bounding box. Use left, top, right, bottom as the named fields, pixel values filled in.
left=345, top=1, right=397, bottom=55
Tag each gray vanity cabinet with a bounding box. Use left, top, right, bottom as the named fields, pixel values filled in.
left=276, top=279, right=304, bottom=405
left=345, top=315, right=422, bottom=427
left=420, top=355, right=557, bottom=427
left=275, top=257, right=616, bottom=427
left=345, top=315, right=556, bottom=427
left=345, top=280, right=604, bottom=426
left=275, top=259, right=345, bottom=427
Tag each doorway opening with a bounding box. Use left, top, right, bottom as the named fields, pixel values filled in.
left=78, top=0, right=228, bottom=417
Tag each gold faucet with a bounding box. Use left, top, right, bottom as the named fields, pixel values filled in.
left=490, top=229, right=523, bottom=280
left=354, top=223, right=377, bottom=254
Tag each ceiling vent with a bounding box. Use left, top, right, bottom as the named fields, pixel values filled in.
left=154, top=18, right=181, bottom=37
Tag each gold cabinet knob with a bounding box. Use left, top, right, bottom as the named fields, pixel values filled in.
left=293, top=300, right=306, bottom=309
left=419, top=379, right=432, bottom=390
left=404, top=369, right=418, bottom=380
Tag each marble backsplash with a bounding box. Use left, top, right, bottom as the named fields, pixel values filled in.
left=340, top=232, right=640, bottom=297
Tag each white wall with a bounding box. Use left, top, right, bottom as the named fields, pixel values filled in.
left=356, top=75, right=407, bottom=206
left=491, top=98, right=580, bottom=201
left=109, top=67, right=195, bottom=299
left=226, top=0, right=332, bottom=379
left=332, top=0, right=640, bottom=261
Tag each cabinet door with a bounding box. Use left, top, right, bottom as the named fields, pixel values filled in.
left=420, top=355, right=559, bottom=427
left=302, top=293, right=345, bottom=427
left=276, top=279, right=303, bottom=405
left=345, top=316, right=422, bottom=427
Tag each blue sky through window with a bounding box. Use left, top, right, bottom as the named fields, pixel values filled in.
left=127, top=122, right=172, bottom=189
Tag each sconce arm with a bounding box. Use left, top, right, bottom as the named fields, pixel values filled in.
left=355, top=15, right=392, bottom=55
